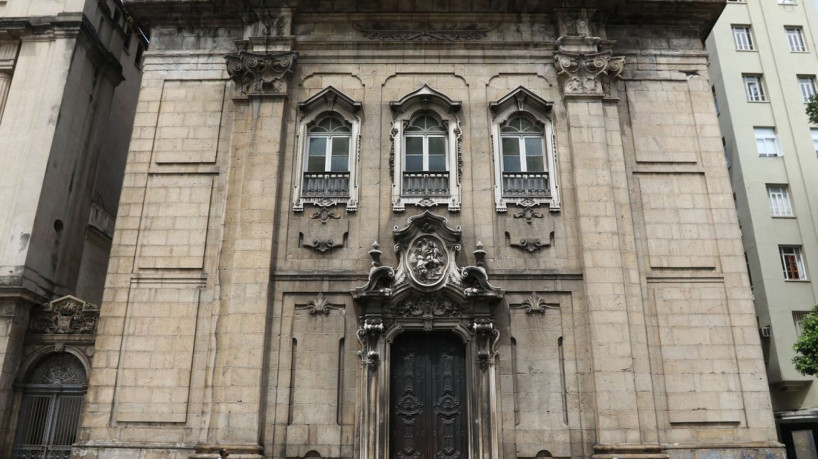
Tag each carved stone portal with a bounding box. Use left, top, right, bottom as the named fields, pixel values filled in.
left=352, top=211, right=504, bottom=459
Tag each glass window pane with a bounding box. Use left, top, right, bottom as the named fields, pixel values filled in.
left=307, top=156, right=326, bottom=171
left=502, top=137, right=520, bottom=156
left=524, top=137, right=543, bottom=157
left=503, top=155, right=521, bottom=172
left=406, top=136, right=423, bottom=156
left=308, top=137, right=326, bottom=157
left=428, top=154, right=446, bottom=171
left=428, top=136, right=446, bottom=156
left=331, top=136, right=349, bottom=157
left=405, top=155, right=423, bottom=171
left=330, top=155, right=348, bottom=172
left=526, top=156, right=544, bottom=172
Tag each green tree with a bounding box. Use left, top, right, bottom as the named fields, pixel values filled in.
left=793, top=304, right=818, bottom=376
left=807, top=93, right=818, bottom=125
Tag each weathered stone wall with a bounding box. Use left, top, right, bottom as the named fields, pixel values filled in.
left=74, top=3, right=783, bottom=459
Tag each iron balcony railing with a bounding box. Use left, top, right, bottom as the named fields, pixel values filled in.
left=403, top=171, right=450, bottom=196
left=501, top=171, right=549, bottom=197
left=302, top=171, right=350, bottom=198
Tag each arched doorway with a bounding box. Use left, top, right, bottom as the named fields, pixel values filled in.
left=11, top=352, right=87, bottom=459
left=390, top=332, right=467, bottom=459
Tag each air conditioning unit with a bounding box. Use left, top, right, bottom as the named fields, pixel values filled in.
left=759, top=326, right=771, bottom=338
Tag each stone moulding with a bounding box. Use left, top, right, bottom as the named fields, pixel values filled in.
left=225, top=51, right=297, bottom=95
left=29, top=295, right=100, bottom=335
left=510, top=292, right=559, bottom=315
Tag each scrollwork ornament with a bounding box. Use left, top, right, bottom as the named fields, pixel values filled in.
left=357, top=317, right=384, bottom=369
left=225, top=51, right=298, bottom=95
left=296, top=293, right=342, bottom=315
left=473, top=318, right=500, bottom=371
left=554, top=52, right=625, bottom=97
left=30, top=296, right=100, bottom=335
left=510, top=292, right=559, bottom=315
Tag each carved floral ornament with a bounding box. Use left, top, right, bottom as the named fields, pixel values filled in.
left=29, top=295, right=100, bottom=335
left=554, top=51, right=624, bottom=97
left=225, top=51, right=297, bottom=95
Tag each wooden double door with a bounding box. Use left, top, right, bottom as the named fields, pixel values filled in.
left=390, top=332, right=468, bottom=459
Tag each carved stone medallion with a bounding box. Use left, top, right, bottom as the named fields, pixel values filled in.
left=407, top=236, right=447, bottom=286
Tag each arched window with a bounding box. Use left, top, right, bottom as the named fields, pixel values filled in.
left=390, top=85, right=462, bottom=212
left=404, top=114, right=447, bottom=172
left=500, top=114, right=546, bottom=173
left=306, top=115, right=351, bottom=173
left=293, top=87, right=362, bottom=212
left=489, top=87, right=558, bottom=212
left=12, top=352, right=87, bottom=459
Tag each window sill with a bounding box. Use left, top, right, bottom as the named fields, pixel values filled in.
left=746, top=100, right=770, bottom=104
left=785, top=279, right=810, bottom=283
left=772, top=215, right=797, bottom=219
left=736, top=49, right=757, bottom=52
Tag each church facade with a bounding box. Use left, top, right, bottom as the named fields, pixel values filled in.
left=69, top=1, right=784, bottom=458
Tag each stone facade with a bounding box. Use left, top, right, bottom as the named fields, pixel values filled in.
left=74, top=2, right=784, bottom=459
left=0, top=0, right=145, bottom=455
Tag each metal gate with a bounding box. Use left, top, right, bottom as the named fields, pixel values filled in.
left=390, top=332, right=467, bottom=459
left=11, top=353, right=87, bottom=459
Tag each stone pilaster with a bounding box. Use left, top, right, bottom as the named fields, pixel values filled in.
left=554, top=13, right=649, bottom=448
left=0, top=71, right=11, bottom=124
left=191, top=51, right=296, bottom=459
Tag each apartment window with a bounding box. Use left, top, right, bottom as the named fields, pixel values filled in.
left=767, top=185, right=793, bottom=217
left=779, top=0, right=796, bottom=4
left=293, top=87, right=362, bottom=212
left=798, top=76, right=817, bottom=102
left=811, top=129, right=818, bottom=156
left=743, top=75, right=766, bottom=101
left=780, top=246, right=807, bottom=280
left=390, top=85, right=462, bottom=212
left=732, top=26, right=754, bottom=50
left=489, top=87, right=559, bottom=213
left=754, top=127, right=782, bottom=157
left=786, top=27, right=807, bottom=51
left=794, top=311, right=811, bottom=335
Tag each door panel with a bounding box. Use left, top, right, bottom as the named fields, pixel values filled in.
left=391, top=333, right=467, bottom=459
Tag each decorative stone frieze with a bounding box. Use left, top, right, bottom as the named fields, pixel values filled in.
left=352, top=23, right=496, bottom=41
left=225, top=51, right=297, bottom=95
left=29, top=295, right=100, bottom=335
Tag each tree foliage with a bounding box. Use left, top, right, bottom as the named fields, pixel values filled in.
left=807, top=93, right=818, bottom=125
left=793, top=304, right=818, bottom=376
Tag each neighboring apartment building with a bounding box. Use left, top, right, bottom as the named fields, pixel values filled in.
left=59, top=1, right=785, bottom=458
left=706, top=0, right=818, bottom=457
left=0, top=0, right=145, bottom=456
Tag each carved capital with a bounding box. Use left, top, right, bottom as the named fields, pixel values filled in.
left=357, top=317, right=384, bottom=369
left=554, top=51, right=624, bottom=98
left=225, top=51, right=297, bottom=96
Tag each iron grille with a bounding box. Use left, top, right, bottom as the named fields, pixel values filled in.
left=501, top=171, right=549, bottom=197
left=402, top=171, right=449, bottom=196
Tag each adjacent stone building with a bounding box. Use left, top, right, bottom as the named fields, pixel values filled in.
left=64, top=1, right=784, bottom=458
left=706, top=1, right=818, bottom=456
left=0, top=0, right=145, bottom=456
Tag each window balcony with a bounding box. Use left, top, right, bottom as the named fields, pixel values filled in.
left=502, top=171, right=549, bottom=197
left=302, top=171, right=350, bottom=198
left=402, top=171, right=450, bottom=196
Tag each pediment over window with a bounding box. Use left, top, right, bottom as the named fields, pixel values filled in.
left=390, top=84, right=462, bottom=115
left=298, top=86, right=362, bottom=115
left=489, top=86, right=553, bottom=116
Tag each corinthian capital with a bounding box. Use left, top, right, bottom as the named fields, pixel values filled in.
left=554, top=51, right=624, bottom=98
left=225, top=51, right=297, bottom=96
